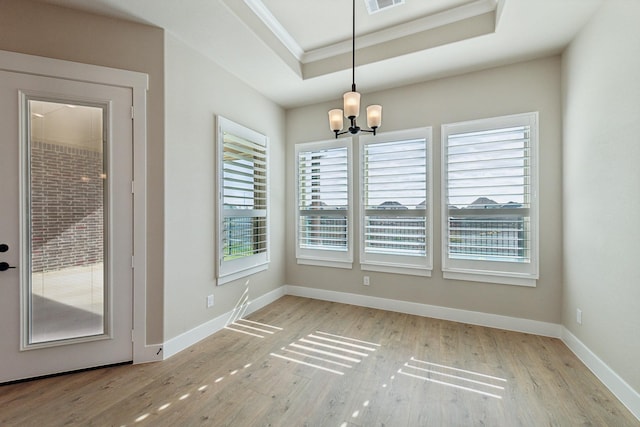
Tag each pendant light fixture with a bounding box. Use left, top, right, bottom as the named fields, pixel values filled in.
left=328, top=0, right=382, bottom=138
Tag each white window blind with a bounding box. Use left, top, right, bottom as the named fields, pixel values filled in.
left=217, top=116, right=268, bottom=284
left=442, top=113, right=538, bottom=286
left=222, top=134, right=267, bottom=258
left=360, top=129, right=432, bottom=275
left=296, top=139, right=352, bottom=267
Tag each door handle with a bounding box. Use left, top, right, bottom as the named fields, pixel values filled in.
left=0, top=244, right=8, bottom=252
left=0, top=262, right=16, bottom=271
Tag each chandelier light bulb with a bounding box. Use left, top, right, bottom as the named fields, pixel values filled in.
left=343, top=91, right=361, bottom=119
left=329, top=109, right=344, bottom=132
left=366, top=105, right=382, bottom=128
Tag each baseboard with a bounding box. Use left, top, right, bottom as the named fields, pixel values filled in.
left=161, top=284, right=560, bottom=360
left=285, top=285, right=562, bottom=338
left=561, top=328, right=640, bottom=421
left=162, top=286, right=286, bottom=359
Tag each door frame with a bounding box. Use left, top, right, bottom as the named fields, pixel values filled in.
left=0, top=50, right=160, bottom=363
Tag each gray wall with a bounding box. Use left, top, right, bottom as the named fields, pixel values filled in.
left=562, top=0, right=640, bottom=393
left=0, top=0, right=165, bottom=344
left=286, top=57, right=564, bottom=324
left=163, top=34, right=286, bottom=339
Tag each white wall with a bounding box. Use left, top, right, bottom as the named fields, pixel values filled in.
left=286, top=57, right=563, bottom=324
left=163, top=33, right=286, bottom=340
left=562, top=0, right=640, bottom=393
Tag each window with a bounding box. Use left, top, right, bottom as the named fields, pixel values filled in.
left=295, top=138, right=353, bottom=268
left=217, top=116, right=268, bottom=285
left=441, top=112, right=538, bottom=286
left=360, top=128, right=432, bottom=276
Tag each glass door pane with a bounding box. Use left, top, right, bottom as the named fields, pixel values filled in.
left=28, top=99, right=107, bottom=345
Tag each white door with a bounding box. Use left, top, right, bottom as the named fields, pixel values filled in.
left=0, top=70, right=134, bottom=383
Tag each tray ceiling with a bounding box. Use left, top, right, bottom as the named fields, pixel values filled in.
left=35, top=0, right=603, bottom=108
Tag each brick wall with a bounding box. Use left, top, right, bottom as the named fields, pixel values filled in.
left=31, top=141, right=104, bottom=272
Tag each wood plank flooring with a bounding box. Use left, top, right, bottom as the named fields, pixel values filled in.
left=1, top=295, right=638, bottom=426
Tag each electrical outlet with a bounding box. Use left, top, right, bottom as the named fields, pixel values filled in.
left=576, top=308, right=582, bottom=325
left=363, top=276, right=370, bottom=286
left=207, top=294, right=214, bottom=308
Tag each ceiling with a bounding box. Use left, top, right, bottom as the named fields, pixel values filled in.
left=37, top=0, right=603, bottom=108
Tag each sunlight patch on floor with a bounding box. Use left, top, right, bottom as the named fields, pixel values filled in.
left=269, top=330, right=380, bottom=376
left=223, top=281, right=283, bottom=339
left=398, top=357, right=507, bottom=399
left=225, top=318, right=283, bottom=339
left=126, top=362, right=253, bottom=425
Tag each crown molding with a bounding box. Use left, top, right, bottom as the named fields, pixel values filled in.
left=243, top=0, right=305, bottom=60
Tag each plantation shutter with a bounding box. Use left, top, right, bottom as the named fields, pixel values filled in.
left=442, top=113, right=538, bottom=287
left=296, top=139, right=353, bottom=267
left=363, top=139, right=427, bottom=255
left=298, top=146, right=348, bottom=250
left=445, top=125, right=530, bottom=262
left=222, top=132, right=267, bottom=260
left=217, top=116, right=269, bottom=285
left=360, top=129, right=432, bottom=276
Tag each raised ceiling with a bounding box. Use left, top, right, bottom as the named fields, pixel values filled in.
left=254, top=0, right=476, bottom=52
left=36, top=0, right=603, bottom=108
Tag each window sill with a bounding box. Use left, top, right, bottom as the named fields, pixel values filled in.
left=361, top=263, right=432, bottom=277
left=297, top=258, right=353, bottom=269
left=443, top=270, right=537, bottom=287
left=217, top=262, right=268, bottom=286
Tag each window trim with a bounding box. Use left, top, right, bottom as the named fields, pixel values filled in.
left=359, top=128, right=433, bottom=277
left=216, top=116, right=269, bottom=285
left=295, top=138, right=353, bottom=269
left=441, top=112, right=539, bottom=287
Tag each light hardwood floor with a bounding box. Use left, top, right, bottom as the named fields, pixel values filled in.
left=1, top=295, right=638, bottom=426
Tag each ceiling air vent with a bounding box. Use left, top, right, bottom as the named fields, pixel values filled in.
left=364, top=0, right=405, bottom=14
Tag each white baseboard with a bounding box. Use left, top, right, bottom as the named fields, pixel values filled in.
left=162, top=286, right=286, bottom=359
left=284, top=285, right=562, bottom=338
left=161, top=284, right=560, bottom=360
left=561, top=328, right=640, bottom=421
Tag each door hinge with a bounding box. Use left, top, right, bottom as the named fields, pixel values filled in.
left=131, top=106, right=134, bottom=119
left=131, top=181, right=135, bottom=194
left=131, top=255, right=135, bottom=269
left=131, top=329, right=135, bottom=342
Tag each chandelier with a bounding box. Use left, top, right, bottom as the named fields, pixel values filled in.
left=328, top=0, right=382, bottom=138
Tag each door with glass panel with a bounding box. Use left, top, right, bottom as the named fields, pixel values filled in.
left=0, top=70, right=133, bottom=383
